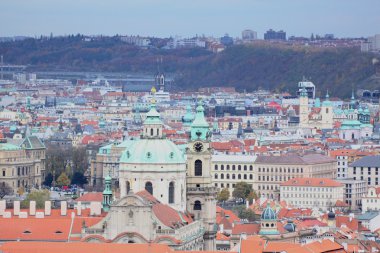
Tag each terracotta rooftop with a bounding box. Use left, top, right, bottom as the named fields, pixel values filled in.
left=281, top=178, right=342, bottom=187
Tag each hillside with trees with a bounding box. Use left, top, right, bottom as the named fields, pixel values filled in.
left=1, top=35, right=378, bottom=98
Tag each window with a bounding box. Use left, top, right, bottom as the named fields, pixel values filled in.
left=194, top=201, right=202, bottom=210
left=214, top=174, right=218, bottom=179
left=221, top=173, right=224, bottom=179
left=214, top=165, right=218, bottom=170
left=238, top=165, right=241, bottom=171
left=221, top=165, right=224, bottom=170
left=151, top=128, right=154, bottom=136
left=126, top=181, right=131, bottom=194
left=2, top=170, right=5, bottom=177
left=244, top=165, right=247, bottom=171
left=145, top=182, right=153, bottom=195
left=238, top=174, right=241, bottom=180
left=249, top=166, right=253, bottom=171
left=169, top=182, right=174, bottom=204
left=195, top=160, right=202, bottom=176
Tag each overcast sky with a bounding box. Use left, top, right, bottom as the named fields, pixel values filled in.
left=1, top=0, right=379, bottom=38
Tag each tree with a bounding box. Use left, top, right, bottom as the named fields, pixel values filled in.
left=21, top=190, right=50, bottom=209
left=217, top=188, right=230, bottom=202
left=0, top=183, right=13, bottom=198
left=43, top=173, right=53, bottom=187
left=233, top=205, right=256, bottom=222
left=247, top=191, right=258, bottom=204
left=232, top=182, right=253, bottom=200
left=71, top=172, right=88, bottom=186
left=56, top=172, right=70, bottom=187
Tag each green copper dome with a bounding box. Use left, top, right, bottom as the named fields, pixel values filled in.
left=261, top=204, right=277, bottom=220
left=144, top=102, right=162, bottom=125
left=119, top=139, right=185, bottom=165
left=190, top=101, right=210, bottom=141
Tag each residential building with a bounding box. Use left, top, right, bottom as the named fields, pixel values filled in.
left=362, top=186, right=380, bottom=213
left=348, top=156, right=380, bottom=187
left=280, top=178, right=344, bottom=211
left=264, top=29, right=286, bottom=40
left=338, top=178, right=367, bottom=210
left=242, top=29, right=257, bottom=41
left=254, top=154, right=336, bottom=200
left=211, top=154, right=256, bottom=192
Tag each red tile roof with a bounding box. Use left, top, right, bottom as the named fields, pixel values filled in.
left=75, top=192, right=103, bottom=202
left=281, top=178, right=342, bottom=187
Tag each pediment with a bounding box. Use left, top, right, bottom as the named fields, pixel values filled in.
left=113, top=194, right=150, bottom=207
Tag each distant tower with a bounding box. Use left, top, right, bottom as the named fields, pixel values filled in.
left=237, top=122, right=243, bottom=138
left=299, top=86, right=309, bottom=128
left=102, top=173, right=113, bottom=212
left=186, top=100, right=217, bottom=251
left=155, top=57, right=165, bottom=91
left=321, top=90, right=333, bottom=129
left=259, top=204, right=279, bottom=235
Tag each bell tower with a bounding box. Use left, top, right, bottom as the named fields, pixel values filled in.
left=186, top=100, right=216, bottom=251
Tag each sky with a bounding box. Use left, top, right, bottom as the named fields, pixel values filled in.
left=0, top=0, right=379, bottom=39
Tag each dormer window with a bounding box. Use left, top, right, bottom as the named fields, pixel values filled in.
left=147, top=152, right=151, bottom=159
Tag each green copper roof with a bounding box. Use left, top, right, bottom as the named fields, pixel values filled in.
left=144, top=103, right=162, bottom=125
left=190, top=101, right=210, bottom=141
left=183, top=105, right=194, bottom=123
left=314, top=98, right=321, bottom=108
left=119, top=139, right=185, bottom=164
left=0, top=143, right=21, bottom=151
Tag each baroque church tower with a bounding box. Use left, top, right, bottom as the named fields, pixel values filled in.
left=186, top=100, right=217, bottom=251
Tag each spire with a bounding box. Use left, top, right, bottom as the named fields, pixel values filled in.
left=325, top=90, right=330, bottom=100
left=143, top=87, right=163, bottom=138
left=190, top=99, right=210, bottom=141
left=102, top=170, right=113, bottom=212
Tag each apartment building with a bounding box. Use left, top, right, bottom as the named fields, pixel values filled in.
left=280, top=178, right=344, bottom=211
left=211, top=154, right=256, bottom=192
left=254, top=154, right=336, bottom=200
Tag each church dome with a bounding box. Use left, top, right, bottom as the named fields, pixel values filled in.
left=328, top=210, right=335, bottom=220
left=261, top=204, right=277, bottom=220
left=119, top=138, right=185, bottom=165
left=284, top=220, right=296, bottom=232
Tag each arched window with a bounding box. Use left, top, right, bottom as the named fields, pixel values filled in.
left=238, top=165, right=241, bottom=171
left=221, top=173, right=224, bottom=179
left=150, top=128, right=153, bottom=136
left=157, top=129, right=159, bottom=136
left=145, top=182, right=153, bottom=195
left=238, top=174, right=241, bottom=180
left=232, top=165, right=236, bottom=170
left=194, top=200, right=202, bottom=210
left=227, top=174, right=230, bottom=179
left=221, top=165, right=224, bottom=170
left=244, top=165, right=247, bottom=171
left=244, top=174, right=247, bottom=180
left=126, top=181, right=131, bottom=194
left=232, top=174, right=235, bottom=179
left=249, top=174, right=253, bottom=180
left=169, top=182, right=174, bottom=204
left=214, top=174, right=218, bottom=179
left=195, top=160, right=202, bottom=176
left=249, top=165, right=253, bottom=171
left=215, top=165, right=218, bottom=170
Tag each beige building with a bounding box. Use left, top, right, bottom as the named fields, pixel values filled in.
left=254, top=154, right=336, bottom=200
left=0, top=136, right=45, bottom=193
left=211, top=154, right=256, bottom=193
left=348, top=155, right=380, bottom=187
left=280, top=178, right=344, bottom=211
left=338, top=178, right=367, bottom=210
left=362, top=186, right=380, bottom=213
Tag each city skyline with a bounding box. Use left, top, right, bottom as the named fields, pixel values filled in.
left=1, top=0, right=380, bottom=38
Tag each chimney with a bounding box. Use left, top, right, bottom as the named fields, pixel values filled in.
left=13, top=201, right=20, bottom=216
left=77, top=201, right=82, bottom=216
left=44, top=201, right=51, bottom=216
left=241, top=232, right=247, bottom=240
left=220, top=224, right=224, bottom=233
left=61, top=201, right=67, bottom=216
left=29, top=201, right=36, bottom=216
left=0, top=200, right=6, bottom=216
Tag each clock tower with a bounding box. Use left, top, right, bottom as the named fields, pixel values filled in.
left=186, top=101, right=216, bottom=251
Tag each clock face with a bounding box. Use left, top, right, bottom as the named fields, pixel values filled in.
left=193, top=142, right=204, bottom=152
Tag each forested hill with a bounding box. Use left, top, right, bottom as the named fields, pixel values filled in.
left=1, top=36, right=378, bottom=98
